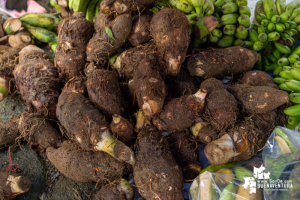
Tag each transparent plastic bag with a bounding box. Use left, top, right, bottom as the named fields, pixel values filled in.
left=189, top=126, right=300, bottom=200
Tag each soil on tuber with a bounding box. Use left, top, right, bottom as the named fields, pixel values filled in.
left=13, top=45, right=61, bottom=119
left=87, top=13, right=132, bottom=64
left=190, top=121, right=218, bottom=144
left=239, top=70, right=278, bottom=89
left=187, top=46, right=261, bottom=79
left=46, top=141, right=132, bottom=183
left=133, top=59, right=166, bottom=119
left=55, top=12, right=93, bottom=79
left=229, top=84, right=289, bottom=114
left=133, top=126, right=184, bottom=200
left=153, top=89, right=207, bottom=131
left=0, top=117, right=20, bottom=147
left=168, top=131, right=202, bottom=181
left=150, top=8, right=190, bottom=76
left=110, top=114, right=135, bottom=145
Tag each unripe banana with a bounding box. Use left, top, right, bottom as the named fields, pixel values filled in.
left=257, top=25, right=267, bottom=34
left=275, top=23, right=285, bottom=32
left=211, top=28, right=223, bottom=38
left=234, top=25, right=248, bottom=39
left=258, top=33, right=268, bottom=42
left=280, top=71, right=295, bottom=80
left=221, top=14, right=238, bottom=25
left=222, top=2, right=238, bottom=14
left=218, top=35, right=234, bottom=47
left=274, top=42, right=291, bottom=54
left=249, top=29, right=259, bottom=42
left=261, top=19, right=269, bottom=26
left=239, top=6, right=251, bottom=17
left=253, top=41, right=264, bottom=51
left=278, top=57, right=290, bottom=66
left=223, top=25, right=236, bottom=35
left=234, top=38, right=244, bottom=46
left=268, top=31, right=280, bottom=41
left=19, top=13, right=60, bottom=28
left=271, top=15, right=280, bottom=23
left=273, top=66, right=284, bottom=77
left=279, top=12, right=291, bottom=23
left=288, top=54, right=300, bottom=64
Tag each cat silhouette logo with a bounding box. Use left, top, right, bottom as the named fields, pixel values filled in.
left=242, top=165, right=270, bottom=194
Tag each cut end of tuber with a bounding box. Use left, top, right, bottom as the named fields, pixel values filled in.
left=6, top=174, right=32, bottom=196
left=110, top=53, right=121, bottom=70
left=142, top=100, right=159, bottom=118
left=94, top=131, right=135, bottom=165
left=0, top=77, right=9, bottom=101
left=112, top=115, right=122, bottom=124
left=116, top=178, right=134, bottom=200
left=194, top=68, right=205, bottom=77
left=194, top=89, right=207, bottom=102
left=168, top=58, right=181, bottom=76
left=135, top=110, right=145, bottom=130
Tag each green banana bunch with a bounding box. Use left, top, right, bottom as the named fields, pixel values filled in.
left=264, top=0, right=278, bottom=17
left=235, top=25, right=248, bottom=39
left=221, top=13, right=238, bottom=24
left=290, top=7, right=300, bottom=21
left=218, top=35, right=234, bottom=47
left=223, top=25, right=236, bottom=35
left=239, top=6, right=251, bottom=17
left=238, top=14, right=250, bottom=27
left=255, top=0, right=265, bottom=23
left=222, top=2, right=238, bottom=14
left=169, top=0, right=195, bottom=13
left=204, top=0, right=215, bottom=15
left=286, top=0, right=300, bottom=12
left=19, top=13, right=60, bottom=28
left=276, top=0, right=285, bottom=15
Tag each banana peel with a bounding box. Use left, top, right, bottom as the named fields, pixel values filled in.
left=275, top=135, right=292, bottom=154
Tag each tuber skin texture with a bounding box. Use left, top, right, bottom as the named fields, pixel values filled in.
left=239, top=70, right=278, bottom=89
left=110, top=114, right=135, bottom=145
left=152, top=89, right=207, bottom=131
left=201, top=78, right=239, bottom=130
left=87, top=13, right=132, bottom=64
left=100, top=0, right=155, bottom=15
left=94, top=13, right=113, bottom=33
left=128, top=10, right=153, bottom=46
left=46, top=141, right=132, bottom=183
left=168, top=131, right=202, bottom=181
left=0, top=117, right=20, bottom=147
left=55, top=12, right=93, bottom=80
left=190, top=122, right=218, bottom=144
left=165, top=67, right=200, bottom=98
left=204, top=107, right=288, bottom=165
left=110, top=43, right=160, bottom=79
left=0, top=172, right=31, bottom=200
left=150, top=8, right=190, bottom=76
left=56, top=91, right=107, bottom=151
left=13, top=45, right=61, bottom=119
left=56, top=92, right=135, bottom=165
left=61, top=76, right=87, bottom=95
left=187, top=46, right=261, bottom=79
left=133, top=127, right=184, bottom=200
left=93, top=179, right=134, bottom=200
left=229, top=84, right=289, bottom=114
left=86, top=68, right=123, bottom=117
left=133, top=59, right=166, bottom=119
left=17, top=113, right=63, bottom=149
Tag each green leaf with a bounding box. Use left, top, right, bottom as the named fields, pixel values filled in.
left=105, top=27, right=115, bottom=40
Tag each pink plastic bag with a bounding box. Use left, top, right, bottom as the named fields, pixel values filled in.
left=0, top=0, right=46, bottom=18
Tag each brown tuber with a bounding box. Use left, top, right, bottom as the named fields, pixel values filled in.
left=229, top=84, right=289, bottom=114
left=168, top=131, right=202, bottom=181
left=13, top=45, right=61, bottom=119
left=0, top=172, right=31, bottom=200
left=86, top=68, right=124, bottom=117
left=133, top=127, right=185, bottom=200
left=8, top=30, right=33, bottom=48
left=133, top=59, right=166, bottom=119
left=150, top=8, right=190, bottom=76
left=153, top=89, right=207, bottom=131
left=46, top=141, right=132, bottom=183
left=239, top=70, right=278, bottom=89
left=56, top=92, right=135, bottom=165
left=100, top=0, right=155, bottom=14
left=0, top=117, right=20, bottom=147
left=110, top=115, right=135, bottom=145
left=87, top=13, right=132, bottom=64
left=187, top=46, right=261, bottom=79
left=128, top=10, right=153, bottom=46
left=55, top=12, right=93, bottom=79
left=190, top=122, right=218, bottom=144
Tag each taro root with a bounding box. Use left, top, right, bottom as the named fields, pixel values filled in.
left=204, top=107, right=288, bottom=165
left=93, top=178, right=134, bottom=200
left=133, top=59, right=166, bottom=119
left=61, top=76, right=87, bottom=95
left=110, top=43, right=160, bottom=79
left=0, top=117, right=20, bottom=147
left=190, top=122, right=218, bottom=144
left=229, top=84, right=289, bottom=114
left=0, top=172, right=31, bottom=200
left=94, top=13, right=113, bottom=33
left=17, top=113, right=63, bottom=149
left=239, top=70, right=278, bottom=89
left=150, top=8, right=190, bottom=76
left=165, top=67, right=200, bottom=98
left=56, top=92, right=135, bottom=165
left=133, top=127, right=184, bottom=200
left=187, top=46, right=261, bottom=79
left=87, top=13, right=132, bottom=64
left=168, top=131, right=202, bottom=181
left=110, top=115, right=135, bottom=145
left=13, top=45, right=60, bottom=119
left=100, top=0, right=155, bottom=15
left=128, top=10, right=153, bottom=46
left=55, top=12, right=93, bottom=79
left=152, top=89, right=207, bottom=131
left=86, top=68, right=123, bottom=117
left=8, top=30, right=33, bottom=48
left=201, top=78, right=239, bottom=130
left=46, top=141, right=132, bottom=182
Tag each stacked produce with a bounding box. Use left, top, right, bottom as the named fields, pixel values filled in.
left=251, top=0, right=300, bottom=72
left=209, top=0, right=251, bottom=47
left=0, top=0, right=296, bottom=199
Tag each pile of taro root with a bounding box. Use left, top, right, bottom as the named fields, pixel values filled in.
left=0, top=5, right=289, bottom=200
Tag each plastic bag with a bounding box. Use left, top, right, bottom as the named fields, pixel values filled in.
left=189, top=126, right=300, bottom=200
